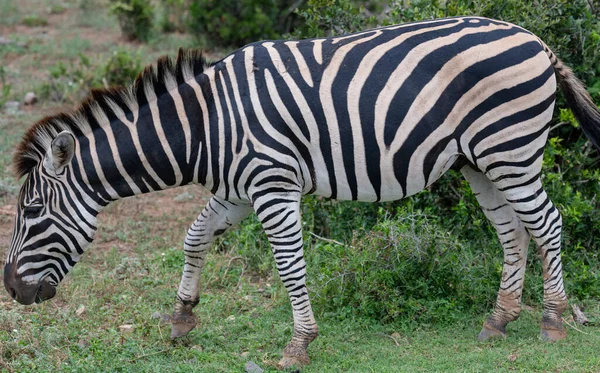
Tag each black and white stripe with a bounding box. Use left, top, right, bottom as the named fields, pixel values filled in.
left=6, top=16, right=600, bottom=367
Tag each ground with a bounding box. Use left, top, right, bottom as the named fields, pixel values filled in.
left=1, top=1, right=599, bottom=372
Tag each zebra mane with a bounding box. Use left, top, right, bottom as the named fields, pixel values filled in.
left=13, top=48, right=211, bottom=179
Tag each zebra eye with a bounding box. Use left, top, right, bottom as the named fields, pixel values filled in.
left=23, top=205, right=44, bottom=219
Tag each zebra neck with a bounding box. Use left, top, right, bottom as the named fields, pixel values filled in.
left=74, top=74, right=215, bottom=202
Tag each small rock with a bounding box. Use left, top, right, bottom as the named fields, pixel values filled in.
left=4, top=101, right=20, bottom=115
left=75, top=305, right=86, bottom=317
left=119, top=324, right=134, bottom=333
left=151, top=312, right=171, bottom=323
left=245, top=361, right=264, bottom=373
left=572, top=304, right=589, bottom=325
left=173, top=191, right=194, bottom=202
left=23, top=92, right=37, bottom=105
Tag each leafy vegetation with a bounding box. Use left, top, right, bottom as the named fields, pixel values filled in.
left=39, top=48, right=142, bottom=102
left=109, top=0, right=154, bottom=41
left=187, top=0, right=296, bottom=47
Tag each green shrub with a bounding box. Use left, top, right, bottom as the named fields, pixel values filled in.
left=100, top=48, right=143, bottom=87
left=292, top=0, right=377, bottom=38
left=21, top=14, right=48, bottom=27
left=306, top=207, right=500, bottom=324
left=109, top=0, right=154, bottom=41
left=40, top=49, right=142, bottom=103
left=187, top=0, right=295, bottom=47
left=157, top=0, right=189, bottom=33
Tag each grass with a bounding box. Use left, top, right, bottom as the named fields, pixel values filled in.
left=0, top=1, right=599, bottom=372
left=1, top=233, right=599, bottom=372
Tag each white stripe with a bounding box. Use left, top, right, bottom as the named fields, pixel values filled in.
left=143, top=81, right=184, bottom=186
left=285, top=41, right=314, bottom=87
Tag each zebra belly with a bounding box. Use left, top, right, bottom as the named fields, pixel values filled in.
left=311, top=138, right=460, bottom=202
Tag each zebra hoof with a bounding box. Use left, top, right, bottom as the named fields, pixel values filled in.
left=277, top=345, right=310, bottom=370
left=540, top=320, right=566, bottom=342
left=170, top=312, right=198, bottom=339
left=477, top=321, right=507, bottom=341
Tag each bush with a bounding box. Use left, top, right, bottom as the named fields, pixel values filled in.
left=307, top=208, right=501, bottom=324
left=187, top=0, right=296, bottom=47
left=40, top=49, right=142, bottom=102
left=21, top=14, right=48, bottom=27
left=109, top=0, right=154, bottom=41
left=292, top=0, right=376, bottom=38
left=157, top=0, right=190, bottom=33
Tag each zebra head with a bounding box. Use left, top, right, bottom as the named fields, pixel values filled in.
left=4, top=131, right=98, bottom=305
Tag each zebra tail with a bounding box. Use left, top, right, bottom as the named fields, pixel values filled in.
left=541, top=40, right=600, bottom=150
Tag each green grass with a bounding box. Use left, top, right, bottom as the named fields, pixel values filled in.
left=1, top=235, right=599, bottom=372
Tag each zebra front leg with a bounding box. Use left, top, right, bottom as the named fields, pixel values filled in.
left=171, top=196, right=253, bottom=339
left=461, top=166, right=531, bottom=340
left=253, top=189, right=318, bottom=369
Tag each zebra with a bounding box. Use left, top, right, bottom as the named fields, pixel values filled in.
left=3, top=16, right=600, bottom=368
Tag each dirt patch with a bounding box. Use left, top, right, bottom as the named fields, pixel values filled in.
left=0, top=185, right=213, bottom=261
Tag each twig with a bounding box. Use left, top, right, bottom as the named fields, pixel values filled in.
left=308, top=231, right=350, bottom=248
left=375, top=332, right=400, bottom=346
left=131, top=348, right=170, bottom=362
left=549, top=121, right=569, bottom=133
left=562, top=317, right=590, bottom=335
left=280, top=0, right=305, bottom=21
left=221, top=256, right=248, bottom=288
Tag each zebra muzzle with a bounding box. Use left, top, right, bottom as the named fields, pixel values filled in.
left=3, top=262, right=56, bottom=305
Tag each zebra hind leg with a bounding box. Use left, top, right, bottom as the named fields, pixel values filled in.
left=171, top=196, right=252, bottom=339
left=498, top=177, right=568, bottom=342
left=461, top=166, right=531, bottom=341
left=252, top=189, right=318, bottom=369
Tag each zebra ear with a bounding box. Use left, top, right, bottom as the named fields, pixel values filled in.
left=44, top=131, right=76, bottom=175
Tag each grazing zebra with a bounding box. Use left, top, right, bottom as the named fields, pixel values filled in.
left=4, top=16, right=600, bottom=368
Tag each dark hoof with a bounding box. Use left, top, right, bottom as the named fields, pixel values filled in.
left=540, top=320, right=566, bottom=342
left=478, top=321, right=507, bottom=341
left=278, top=345, right=310, bottom=370
left=170, top=313, right=198, bottom=339
left=277, top=354, right=309, bottom=370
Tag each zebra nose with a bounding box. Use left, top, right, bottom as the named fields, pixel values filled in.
left=7, top=285, right=16, bottom=300
left=3, top=262, right=17, bottom=300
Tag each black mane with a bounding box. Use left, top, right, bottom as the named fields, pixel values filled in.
left=13, top=48, right=210, bottom=178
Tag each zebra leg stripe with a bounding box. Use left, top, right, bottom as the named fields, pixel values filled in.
left=171, top=196, right=252, bottom=338
left=252, top=189, right=318, bottom=369
left=462, top=166, right=530, bottom=340
left=500, top=179, right=568, bottom=341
